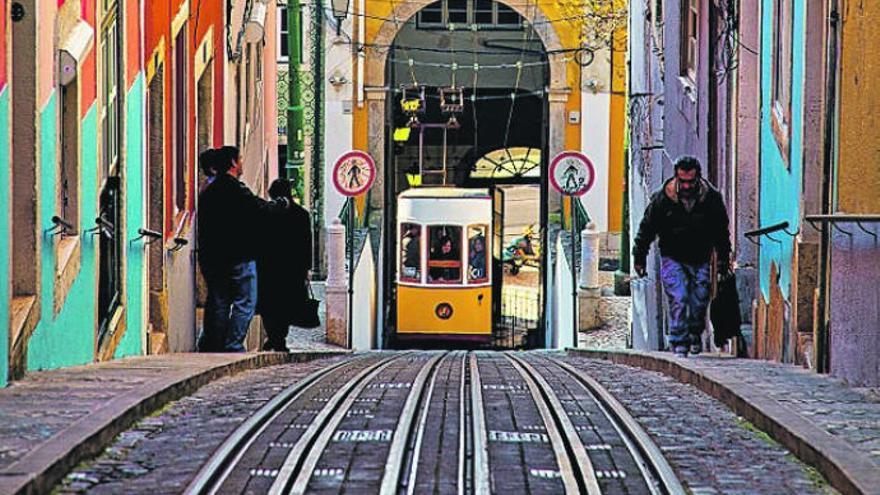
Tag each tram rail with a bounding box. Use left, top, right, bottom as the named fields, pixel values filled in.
left=185, top=351, right=683, bottom=495
left=184, top=353, right=405, bottom=495
left=508, top=352, right=686, bottom=495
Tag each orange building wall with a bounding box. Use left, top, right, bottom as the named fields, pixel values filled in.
left=837, top=1, right=880, bottom=212
left=607, top=30, right=627, bottom=232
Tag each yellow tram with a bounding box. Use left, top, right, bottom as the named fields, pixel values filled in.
left=396, top=188, right=493, bottom=342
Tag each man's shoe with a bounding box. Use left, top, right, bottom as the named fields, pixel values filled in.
left=673, top=346, right=688, bottom=358
left=689, top=344, right=702, bottom=355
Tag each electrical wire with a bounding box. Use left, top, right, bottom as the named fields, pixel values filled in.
left=502, top=0, right=538, bottom=149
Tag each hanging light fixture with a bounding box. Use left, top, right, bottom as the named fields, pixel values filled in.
left=331, top=0, right=352, bottom=35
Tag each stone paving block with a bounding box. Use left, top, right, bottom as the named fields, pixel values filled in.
left=0, top=352, right=344, bottom=495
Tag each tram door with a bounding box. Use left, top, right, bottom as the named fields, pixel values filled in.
left=491, top=187, right=505, bottom=346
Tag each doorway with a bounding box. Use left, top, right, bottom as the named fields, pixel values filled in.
left=381, top=0, right=550, bottom=349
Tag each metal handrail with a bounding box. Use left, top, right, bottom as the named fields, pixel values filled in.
left=742, top=221, right=798, bottom=245
left=47, top=215, right=75, bottom=236
left=805, top=214, right=880, bottom=239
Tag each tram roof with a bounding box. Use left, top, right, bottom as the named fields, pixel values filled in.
left=398, top=187, right=491, bottom=200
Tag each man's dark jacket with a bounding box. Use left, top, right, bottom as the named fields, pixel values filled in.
left=256, top=203, right=312, bottom=319
left=198, top=174, right=287, bottom=274
left=632, top=177, right=731, bottom=266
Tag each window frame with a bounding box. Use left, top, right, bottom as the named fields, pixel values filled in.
left=680, top=0, right=699, bottom=86
left=172, top=24, right=188, bottom=214
left=100, top=16, right=120, bottom=178
left=278, top=5, right=290, bottom=62
left=426, top=224, right=464, bottom=286
left=466, top=224, right=490, bottom=285
left=771, top=0, right=793, bottom=163
left=416, top=0, right=524, bottom=31
left=399, top=222, right=424, bottom=284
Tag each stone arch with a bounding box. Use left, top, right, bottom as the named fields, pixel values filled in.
left=367, top=0, right=568, bottom=89
left=363, top=0, right=571, bottom=209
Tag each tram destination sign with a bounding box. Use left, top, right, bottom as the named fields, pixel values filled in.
left=332, top=150, right=376, bottom=197
left=549, top=151, right=596, bottom=197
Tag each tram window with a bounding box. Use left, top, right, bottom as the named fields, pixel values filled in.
left=468, top=225, right=489, bottom=283
left=427, top=226, right=462, bottom=284
left=400, top=223, right=422, bottom=282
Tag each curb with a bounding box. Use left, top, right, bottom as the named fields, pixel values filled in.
left=567, top=348, right=880, bottom=495
left=0, top=350, right=350, bottom=495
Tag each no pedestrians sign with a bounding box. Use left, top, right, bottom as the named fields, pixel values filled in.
left=549, top=151, right=595, bottom=197
left=332, top=150, right=376, bottom=197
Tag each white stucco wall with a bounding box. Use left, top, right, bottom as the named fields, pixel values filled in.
left=580, top=91, right=611, bottom=232
left=323, top=29, right=355, bottom=226
left=351, top=237, right=376, bottom=350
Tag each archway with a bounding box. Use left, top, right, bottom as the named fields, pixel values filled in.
left=372, top=0, right=569, bottom=349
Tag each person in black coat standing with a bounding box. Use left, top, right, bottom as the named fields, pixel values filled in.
left=197, top=147, right=292, bottom=352
left=257, top=178, right=313, bottom=352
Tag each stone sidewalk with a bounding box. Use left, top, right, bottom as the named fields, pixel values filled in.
left=0, top=350, right=347, bottom=495
left=571, top=349, right=880, bottom=495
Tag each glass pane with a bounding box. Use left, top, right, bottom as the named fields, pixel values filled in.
left=474, top=0, right=493, bottom=24
left=497, top=4, right=521, bottom=26
left=447, top=0, right=468, bottom=24
left=468, top=225, right=489, bottom=283
left=400, top=223, right=422, bottom=282
left=419, top=1, right=443, bottom=24
left=428, top=226, right=462, bottom=284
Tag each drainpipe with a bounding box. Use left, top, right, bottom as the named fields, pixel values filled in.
left=310, top=2, right=327, bottom=276
left=287, top=1, right=305, bottom=192
left=817, top=0, right=840, bottom=374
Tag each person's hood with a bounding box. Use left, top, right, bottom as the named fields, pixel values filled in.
left=663, top=177, right=711, bottom=203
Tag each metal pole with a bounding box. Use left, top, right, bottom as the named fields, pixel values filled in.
left=287, top=1, right=305, bottom=187
left=570, top=195, right=578, bottom=349
left=348, top=197, right=355, bottom=348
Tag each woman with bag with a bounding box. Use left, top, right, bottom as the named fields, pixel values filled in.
left=256, top=179, right=314, bottom=352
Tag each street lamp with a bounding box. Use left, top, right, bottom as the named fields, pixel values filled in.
left=331, top=0, right=351, bottom=36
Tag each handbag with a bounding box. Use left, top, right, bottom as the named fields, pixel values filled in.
left=294, top=280, right=321, bottom=329
left=710, top=271, right=742, bottom=348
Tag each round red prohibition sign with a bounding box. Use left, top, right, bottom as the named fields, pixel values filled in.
left=549, top=151, right=596, bottom=197
left=333, top=150, right=376, bottom=197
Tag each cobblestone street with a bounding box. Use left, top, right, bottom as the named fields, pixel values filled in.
left=52, top=352, right=842, bottom=494
left=56, top=357, right=346, bottom=494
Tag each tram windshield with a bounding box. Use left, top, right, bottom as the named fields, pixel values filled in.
left=400, top=223, right=421, bottom=282
left=427, top=226, right=462, bottom=284
left=468, top=225, right=489, bottom=283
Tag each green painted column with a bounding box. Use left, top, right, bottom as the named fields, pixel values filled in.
left=287, top=1, right=305, bottom=194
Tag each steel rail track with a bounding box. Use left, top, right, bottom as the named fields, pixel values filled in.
left=184, top=355, right=365, bottom=495
left=543, top=354, right=686, bottom=495
left=270, top=354, right=408, bottom=494
left=460, top=351, right=473, bottom=495
left=469, top=353, right=491, bottom=495
left=379, top=352, right=446, bottom=493
left=504, top=352, right=602, bottom=494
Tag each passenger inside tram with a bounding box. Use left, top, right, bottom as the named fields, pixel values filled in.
left=468, top=227, right=488, bottom=283
left=401, top=223, right=421, bottom=281
left=428, top=227, right=462, bottom=283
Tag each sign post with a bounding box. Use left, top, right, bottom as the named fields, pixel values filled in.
left=332, top=151, right=376, bottom=348
left=549, top=151, right=596, bottom=349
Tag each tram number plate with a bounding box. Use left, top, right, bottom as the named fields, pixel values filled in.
left=489, top=431, right=549, bottom=443
left=333, top=429, right=393, bottom=442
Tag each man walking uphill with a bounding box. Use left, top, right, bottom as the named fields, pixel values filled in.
left=632, top=156, right=732, bottom=357
left=197, top=146, right=292, bottom=352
